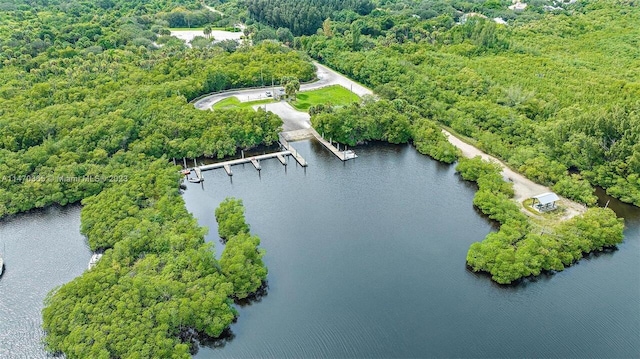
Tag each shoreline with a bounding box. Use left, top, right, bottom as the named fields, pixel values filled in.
left=442, top=129, right=587, bottom=220
left=192, top=60, right=587, bottom=222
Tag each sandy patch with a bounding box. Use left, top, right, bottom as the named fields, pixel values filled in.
left=170, top=29, right=243, bottom=47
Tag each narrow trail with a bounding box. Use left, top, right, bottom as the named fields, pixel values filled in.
left=202, top=3, right=224, bottom=16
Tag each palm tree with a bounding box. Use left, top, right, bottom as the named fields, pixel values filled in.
left=284, top=79, right=300, bottom=101
left=203, top=26, right=212, bottom=39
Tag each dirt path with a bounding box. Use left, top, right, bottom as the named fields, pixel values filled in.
left=202, top=3, right=224, bottom=16
left=442, top=130, right=586, bottom=220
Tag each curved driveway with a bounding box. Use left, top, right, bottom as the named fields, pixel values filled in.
left=193, top=62, right=373, bottom=110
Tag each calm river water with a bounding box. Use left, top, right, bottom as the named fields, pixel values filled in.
left=185, top=141, right=640, bottom=358
left=0, top=141, right=638, bottom=358
left=0, top=205, right=91, bottom=358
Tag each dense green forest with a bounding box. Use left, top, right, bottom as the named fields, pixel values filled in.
left=295, top=0, right=640, bottom=206
left=0, top=10, right=314, bottom=217
left=0, top=0, right=309, bottom=356
left=1, top=0, right=638, bottom=355
left=215, top=198, right=268, bottom=299
left=292, top=0, right=632, bottom=282
left=243, top=0, right=375, bottom=35
left=43, top=160, right=236, bottom=357
left=311, top=98, right=459, bottom=163
left=44, top=185, right=266, bottom=356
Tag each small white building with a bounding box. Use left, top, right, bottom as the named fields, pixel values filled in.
left=531, top=192, right=560, bottom=212
left=493, top=17, right=508, bottom=25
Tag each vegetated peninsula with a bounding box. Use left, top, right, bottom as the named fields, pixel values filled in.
left=0, top=0, right=635, bottom=357
left=290, top=0, right=635, bottom=281
left=0, top=0, right=307, bottom=356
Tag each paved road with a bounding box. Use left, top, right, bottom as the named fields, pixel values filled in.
left=253, top=102, right=311, bottom=132
left=193, top=62, right=373, bottom=110
left=191, top=56, right=585, bottom=220
left=313, top=62, right=372, bottom=97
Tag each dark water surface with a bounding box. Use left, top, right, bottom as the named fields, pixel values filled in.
left=1, top=141, right=638, bottom=358
left=0, top=205, right=91, bottom=358
left=183, top=141, right=640, bottom=359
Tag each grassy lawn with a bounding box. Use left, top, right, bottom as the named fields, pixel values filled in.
left=212, top=85, right=359, bottom=112
left=291, top=85, right=359, bottom=111
left=212, top=97, right=274, bottom=110
left=169, top=27, right=229, bottom=31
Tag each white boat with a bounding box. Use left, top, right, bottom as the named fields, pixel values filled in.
left=88, top=253, right=103, bottom=270
left=0, top=255, right=4, bottom=277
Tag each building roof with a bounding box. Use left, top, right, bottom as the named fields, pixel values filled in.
left=493, top=17, right=507, bottom=25
left=532, top=192, right=559, bottom=205
left=509, top=1, right=528, bottom=11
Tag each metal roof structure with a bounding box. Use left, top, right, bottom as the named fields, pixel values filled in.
left=532, top=192, right=560, bottom=205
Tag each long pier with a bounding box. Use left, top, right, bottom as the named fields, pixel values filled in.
left=183, top=127, right=359, bottom=179
left=308, top=128, right=357, bottom=161
left=186, top=139, right=308, bottom=178
left=197, top=150, right=294, bottom=172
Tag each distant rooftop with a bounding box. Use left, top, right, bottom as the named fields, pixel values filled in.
left=493, top=17, right=508, bottom=25
left=509, top=1, right=528, bottom=11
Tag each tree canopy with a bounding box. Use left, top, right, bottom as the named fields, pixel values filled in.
left=0, top=0, right=312, bottom=356
left=311, top=98, right=459, bottom=163
left=297, top=0, right=640, bottom=206
left=0, top=0, right=636, bottom=354
left=244, top=0, right=375, bottom=36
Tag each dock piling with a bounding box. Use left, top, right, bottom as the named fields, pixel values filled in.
left=250, top=158, right=262, bottom=171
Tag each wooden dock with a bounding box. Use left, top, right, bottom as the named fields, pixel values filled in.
left=276, top=153, right=287, bottom=165
left=251, top=158, right=261, bottom=171
left=183, top=132, right=315, bottom=179
left=308, top=128, right=357, bottom=161
left=278, top=135, right=308, bottom=167
left=187, top=167, right=204, bottom=183
left=191, top=149, right=301, bottom=177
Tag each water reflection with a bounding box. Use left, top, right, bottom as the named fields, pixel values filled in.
left=0, top=205, right=90, bottom=359
left=183, top=140, right=639, bottom=359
